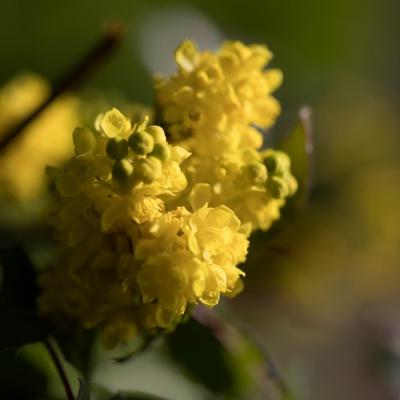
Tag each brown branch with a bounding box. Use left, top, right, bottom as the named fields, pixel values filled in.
left=0, top=22, right=125, bottom=151
left=45, top=338, right=75, bottom=400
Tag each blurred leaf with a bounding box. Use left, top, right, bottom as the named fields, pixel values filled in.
left=0, top=246, right=49, bottom=351
left=166, top=317, right=238, bottom=396
left=101, top=334, right=158, bottom=363
left=243, top=107, right=315, bottom=282
left=55, top=331, right=158, bottom=381
left=278, top=106, right=314, bottom=207
left=110, top=391, right=171, bottom=400
left=0, top=308, right=48, bottom=352
left=54, top=329, right=97, bottom=380
left=0, top=246, right=38, bottom=306
left=0, top=346, right=48, bottom=399
left=77, top=379, right=90, bottom=400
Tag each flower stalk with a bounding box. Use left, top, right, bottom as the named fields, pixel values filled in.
left=45, top=338, right=75, bottom=400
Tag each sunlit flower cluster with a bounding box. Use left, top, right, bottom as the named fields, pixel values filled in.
left=38, top=40, right=296, bottom=347
left=38, top=108, right=248, bottom=346
left=156, top=40, right=296, bottom=232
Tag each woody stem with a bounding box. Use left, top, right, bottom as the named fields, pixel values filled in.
left=0, top=22, right=124, bottom=152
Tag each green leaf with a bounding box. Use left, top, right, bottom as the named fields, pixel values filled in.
left=110, top=392, right=171, bottom=400
left=165, top=317, right=237, bottom=396
left=0, top=246, right=38, bottom=307
left=77, top=379, right=90, bottom=400
left=0, top=346, right=48, bottom=398
left=278, top=106, right=314, bottom=207
left=0, top=246, right=49, bottom=351
left=100, top=334, right=158, bottom=363
left=54, top=328, right=97, bottom=380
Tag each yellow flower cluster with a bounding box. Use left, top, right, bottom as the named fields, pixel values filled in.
left=0, top=73, right=79, bottom=201
left=155, top=41, right=296, bottom=232
left=38, top=40, right=297, bottom=347
left=155, top=40, right=282, bottom=151
left=38, top=108, right=248, bottom=347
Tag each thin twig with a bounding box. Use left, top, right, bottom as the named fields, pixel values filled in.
left=0, top=22, right=125, bottom=151
left=45, top=337, right=75, bottom=400
left=298, top=105, right=314, bottom=205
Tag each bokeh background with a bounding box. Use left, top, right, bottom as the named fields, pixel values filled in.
left=1, top=0, right=400, bottom=399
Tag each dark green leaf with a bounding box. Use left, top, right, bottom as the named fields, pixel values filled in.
left=101, top=334, right=158, bottom=363
left=0, top=307, right=48, bottom=351
left=241, top=108, right=314, bottom=278
left=110, top=391, right=171, bottom=400
left=0, top=246, right=39, bottom=307
left=54, top=329, right=97, bottom=380
left=0, top=346, right=48, bottom=398
left=0, top=246, right=49, bottom=351
left=77, top=379, right=90, bottom=400
left=166, top=317, right=236, bottom=395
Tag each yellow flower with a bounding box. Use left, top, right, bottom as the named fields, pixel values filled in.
left=155, top=40, right=282, bottom=153
left=0, top=73, right=79, bottom=201
left=136, top=205, right=248, bottom=323
left=177, top=146, right=297, bottom=233
left=39, top=38, right=296, bottom=346
left=39, top=109, right=249, bottom=342
left=40, top=108, right=228, bottom=344
left=154, top=40, right=296, bottom=233
left=46, top=108, right=189, bottom=248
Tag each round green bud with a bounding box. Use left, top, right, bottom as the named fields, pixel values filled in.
left=106, top=137, right=129, bottom=160
left=242, top=162, right=267, bottom=186
left=263, top=151, right=290, bottom=177
left=134, top=157, right=162, bottom=184
left=263, top=154, right=278, bottom=175
left=112, top=159, right=133, bottom=181
left=73, top=127, right=96, bottom=155
left=150, top=142, right=171, bottom=162
left=266, top=176, right=289, bottom=199
left=128, top=131, right=154, bottom=155
left=145, top=125, right=167, bottom=143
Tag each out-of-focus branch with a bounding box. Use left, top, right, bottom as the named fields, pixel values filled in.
left=298, top=105, right=314, bottom=205
left=0, top=22, right=125, bottom=152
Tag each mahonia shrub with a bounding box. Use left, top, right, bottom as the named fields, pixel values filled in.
left=38, top=40, right=297, bottom=348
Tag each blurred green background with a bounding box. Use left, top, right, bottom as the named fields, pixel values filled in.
left=1, top=0, right=400, bottom=399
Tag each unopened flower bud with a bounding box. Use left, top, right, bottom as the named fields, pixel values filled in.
left=106, top=137, right=129, bottom=160
left=242, top=162, right=267, bottom=186
left=145, top=125, right=167, bottom=143
left=128, top=131, right=154, bottom=155
left=263, top=150, right=290, bottom=177
left=134, top=157, right=162, bottom=184
left=150, top=142, right=171, bottom=162
left=73, top=127, right=96, bottom=155
left=112, top=159, right=133, bottom=181
left=266, top=176, right=289, bottom=199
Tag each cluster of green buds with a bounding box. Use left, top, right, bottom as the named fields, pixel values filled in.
left=262, top=150, right=298, bottom=199
left=105, top=124, right=171, bottom=186
left=241, top=161, right=268, bottom=187
left=237, top=148, right=296, bottom=199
